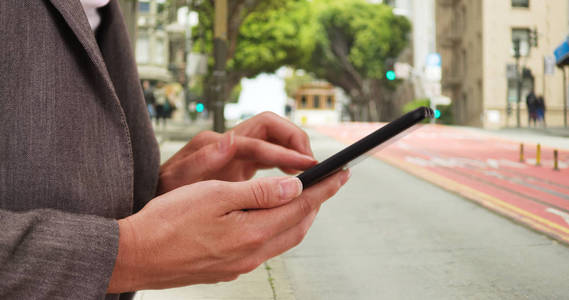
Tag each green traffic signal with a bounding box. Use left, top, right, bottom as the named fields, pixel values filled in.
left=386, top=70, right=396, bottom=81
left=434, top=109, right=441, bottom=119
left=196, top=102, right=204, bottom=113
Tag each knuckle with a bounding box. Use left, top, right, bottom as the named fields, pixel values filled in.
left=193, top=131, right=216, bottom=144
left=193, top=131, right=209, bottom=141
left=193, top=147, right=210, bottom=162
left=249, top=180, right=269, bottom=208
left=297, top=199, right=314, bottom=216
left=196, top=130, right=218, bottom=140
left=300, top=130, right=310, bottom=142
left=244, top=229, right=266, bottom=249
left=292, top=228, right=306, bottom=247
left=325, top=179, right=341, bottom=198
left=240, top=257, right=263, bottom=274
left=258, top=111, right=279, bottom=123
left=260, top=111, right=277, bottom=119
left=249, top=139, right=264, bottom=155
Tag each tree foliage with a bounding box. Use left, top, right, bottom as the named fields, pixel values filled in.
left=192, top=0, right=314, bottom=104
left=300, top=0, right=411, bottom=121
left=190, top=0, right=411, bottom=122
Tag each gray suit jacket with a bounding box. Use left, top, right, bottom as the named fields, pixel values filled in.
left=0, top=1, right=160, bottom=299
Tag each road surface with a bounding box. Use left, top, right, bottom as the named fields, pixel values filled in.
left=279, top=127, right=569, bottom=299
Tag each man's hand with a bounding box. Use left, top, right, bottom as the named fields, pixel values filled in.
left=107, top=170, right=350, bottom=292
left=158, top=112, right=317, bottom=194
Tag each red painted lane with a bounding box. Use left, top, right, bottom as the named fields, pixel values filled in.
left=314, top=123, right=569, bottom=244
left=386, top=143, right=569, bottom=213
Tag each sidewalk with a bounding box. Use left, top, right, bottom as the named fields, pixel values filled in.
left=457, top=126, right=569, bottom=150
left=133, top=257, right=296, bottom=300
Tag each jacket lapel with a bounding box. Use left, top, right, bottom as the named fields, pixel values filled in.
left=47, top=0, right=119, bottom=100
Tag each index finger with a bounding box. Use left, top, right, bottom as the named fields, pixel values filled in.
left=234, top=112, right=314, bottom=157
left=233, top=136, right=317, bottom=171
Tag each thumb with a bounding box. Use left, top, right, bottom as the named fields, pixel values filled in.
left=222, top=176, right=303, bottom=212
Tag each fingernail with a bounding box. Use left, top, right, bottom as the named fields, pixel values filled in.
left=299, top=153, right=317, bottom=162
left=217, top=131, right=234, bottom=153
left=279, top=177, right=302, bottom=200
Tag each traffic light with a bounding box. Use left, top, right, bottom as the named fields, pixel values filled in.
left=386, top=70, right=396, bottom=81
left=196, top=102, right=204, bottom=113
left=385, top=58, right=396, bottom=81
left=434, top=109, right=441, bottom=119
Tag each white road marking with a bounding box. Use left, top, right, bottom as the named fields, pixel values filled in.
left=546, top=208, right=569, bottom=226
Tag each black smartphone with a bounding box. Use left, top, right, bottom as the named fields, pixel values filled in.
left=297, top=106, right=433, bottom=188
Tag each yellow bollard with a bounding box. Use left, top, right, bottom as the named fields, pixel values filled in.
left=536, top=144, right=541, bottom=166
left=519, top=144, right=524, bottom=162
left=554, top=150, right=559, bottom=171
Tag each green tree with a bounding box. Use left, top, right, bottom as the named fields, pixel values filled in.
left=301, top=0, right=411, bottom=121
left=192, top=0, right=314, bottom=130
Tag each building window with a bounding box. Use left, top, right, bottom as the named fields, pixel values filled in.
left=511, top=28, right=531, bottom=57
left=507, top=68, right=534, bottom=104
left=139, top=1, right=150, bottom=12
left=155, top=37, right=166, bottom=65
left=512, top=0, right=529, bottom=8
left=313, top=95, right=320, bottom=108
left=326, top=96, right=334, bottom=109
left=301, top=96, right=307, bottom=108
left=136, top=33, right=150, bottom=63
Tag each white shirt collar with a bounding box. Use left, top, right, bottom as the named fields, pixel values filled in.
left=80, top=0, right=111, bottom=31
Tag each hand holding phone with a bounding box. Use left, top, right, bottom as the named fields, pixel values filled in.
left=297, top=106, right=433, bottom=188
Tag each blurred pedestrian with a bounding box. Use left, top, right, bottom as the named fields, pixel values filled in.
left=142, top=80, right=156, bottom=120
left=536, top=95, right=546, bottom=128
left=526, top=89, right=537, bottom=127
left=154, top=84, right=167, bottom=127
left=164, top=98, right=176, bottom=120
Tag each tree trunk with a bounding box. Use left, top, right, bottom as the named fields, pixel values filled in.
left=368, top=100, right=379, bottom=122
left=346, top=104, right=356, bottom=121
left=212, top=0, right=228, bottom=133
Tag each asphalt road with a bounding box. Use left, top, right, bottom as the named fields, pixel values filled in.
left=278, top=128, right=569, bottom=300
left=315, top=123, right=569, bottom=244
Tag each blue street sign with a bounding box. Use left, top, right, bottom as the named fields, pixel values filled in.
left=554, top=38, right=569, bottom=67
left=426, top=53, right=441, bottom=67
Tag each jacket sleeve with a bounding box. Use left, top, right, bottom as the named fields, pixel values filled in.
left=0, top=208, right=119, bottom=299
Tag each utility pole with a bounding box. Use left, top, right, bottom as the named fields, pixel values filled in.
left=513, top=38, right=522, bottom=128
left=212, top=0, right=228, bottom=132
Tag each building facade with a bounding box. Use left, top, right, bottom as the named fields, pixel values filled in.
left=293, top=82, right=341, bottom=125
left=136, top=0, right=173, bottom=82
left=436, top=0, right=568, bottom=128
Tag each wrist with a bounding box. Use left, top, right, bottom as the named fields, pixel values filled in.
left=107, top=217, right=142, bottom=293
